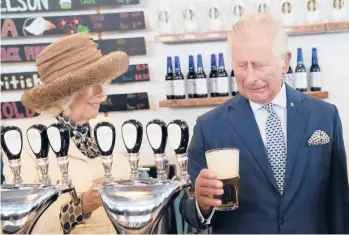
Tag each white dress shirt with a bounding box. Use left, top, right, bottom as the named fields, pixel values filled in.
left=196, top=82, right=288, bottom=225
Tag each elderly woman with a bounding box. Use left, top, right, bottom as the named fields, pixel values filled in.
left=2, top=33, right=132, bottom=234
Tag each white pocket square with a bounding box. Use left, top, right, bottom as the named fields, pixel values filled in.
left=308, top=130, right=330, bottom=146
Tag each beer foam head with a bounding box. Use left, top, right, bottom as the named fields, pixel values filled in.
left=205, top=148, right=239, bottom=180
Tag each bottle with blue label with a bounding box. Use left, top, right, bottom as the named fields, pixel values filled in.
left=231, top=69, right=238, bottom=96
left=195, top=54, right=208, bottom=98
left=209, top=54, right=218, bottom=97
left=283, top=65, right=294, bottom=88
left=187, top=55, right=196, bottom=99
left=165, top=56, right=174, bottom=100
left=173, top=56, right=185, bottom=99
left=216, top=53, right=229, bottom=97
left=310, top=48, right=321, bottom=91
left=295, top=48, right=308, bottom=92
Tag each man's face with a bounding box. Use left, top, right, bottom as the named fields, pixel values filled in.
left=231, top=32, right=291, bottom=104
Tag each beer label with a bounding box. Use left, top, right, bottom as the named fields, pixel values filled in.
left=217, top=77, right=229, bottom=93
left=187, top=79, right=196, bottom=95
left=283, top=73, right=294, bottom=88
left=195, top=78, right=208, bottom=95
left=183, top=8, right=197, bottom=32
left=331, top=0, right=346, bottom=21
left=166, top=80, right=174, bottom=96
left=173, top=80, right=185, bottom=96
left=310, top=72, right=322, bottom=87
left=210, top=77, right=217, bottom=93
left=208, top=7, right=222, bottom=31
left=280, top=1, right=294, bottom=25
left=306, top=0, right=319, bottom=23
left=295, top=72, right=308, bottom=89
left=231, top=76, right=238, bottom=92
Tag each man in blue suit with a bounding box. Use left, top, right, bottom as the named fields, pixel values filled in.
left=180, top=13, right=349, bottom=233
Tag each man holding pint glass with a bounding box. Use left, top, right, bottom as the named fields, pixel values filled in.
left=180, top=13, right=349, bottom=234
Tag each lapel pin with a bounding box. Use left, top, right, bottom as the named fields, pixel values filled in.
left=290, top=103, right=294, bottom=107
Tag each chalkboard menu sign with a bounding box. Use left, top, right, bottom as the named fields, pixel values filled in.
left=1, top=0, right=140, bottom=13
left=1, top=64, right=149, bottom=91
left=1, top=11, right=145, bottom=38
left=99, top=93, right=150, bottom=112
left=1, top=101, right=39, bottom=120
left=1, top=72, right=41, bottom=91
left=111, top=64, right=150, bottom=84
left=1, top=37, right=146, bottom=63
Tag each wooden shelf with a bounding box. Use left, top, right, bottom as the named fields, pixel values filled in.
left=159, top=91, right=328, bottom=108
left=155, top=22, right=349, bottom=44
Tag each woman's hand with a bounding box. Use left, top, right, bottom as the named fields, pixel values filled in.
left=81, top=178, right=103, bottom=214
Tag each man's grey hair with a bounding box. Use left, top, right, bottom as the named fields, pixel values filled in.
left=227, top=13, right=290, bottom=64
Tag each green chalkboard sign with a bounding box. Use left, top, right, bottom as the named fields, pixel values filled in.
left=1, top=0, right=140, bottom=13
left=1, top=11, right=145, bottom=38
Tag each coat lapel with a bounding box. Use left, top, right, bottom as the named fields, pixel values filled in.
left=283, top=86, right=310, bottom=192
left=227, top=95, right=279, bottom=192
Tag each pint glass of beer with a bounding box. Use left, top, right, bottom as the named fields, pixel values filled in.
left=205, top=148, right=239, bottom=211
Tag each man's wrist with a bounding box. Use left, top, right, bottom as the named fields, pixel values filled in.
left=195, top=199, right=215, bottom=225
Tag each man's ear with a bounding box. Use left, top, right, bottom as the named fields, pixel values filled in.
left=281, top=52, right=292, bottom=74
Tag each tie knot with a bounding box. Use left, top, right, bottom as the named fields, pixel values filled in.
left=262, top=103, right=275, bottom=114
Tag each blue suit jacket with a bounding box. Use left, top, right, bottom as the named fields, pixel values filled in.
left=180, top=85, right=349, bottom=234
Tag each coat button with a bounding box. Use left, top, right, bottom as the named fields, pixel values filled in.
left=279, top=218, right=284, bottom=225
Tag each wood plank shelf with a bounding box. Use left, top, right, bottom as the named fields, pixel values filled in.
left=159, top=91, right=328, bottom=108
left=155, top=22, right=349, bottom=44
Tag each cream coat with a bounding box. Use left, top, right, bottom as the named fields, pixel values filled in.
left=2, top=114, right=132, bottom=234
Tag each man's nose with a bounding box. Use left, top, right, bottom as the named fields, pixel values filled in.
left=245, top=64, right=256, bottom=84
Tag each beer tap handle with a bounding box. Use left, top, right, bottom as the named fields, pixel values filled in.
left=94, top=121, right=116, bottom=183
left=47, top=123, right=70, bottom=157
left=121, top=120, right=143, bottom=180
left=47, top=123, right=79, bottom=203
left=146, top=119, right=168, bottom=181
left=168, top=120, right=194, bottom=199
left=167, top=120, right=189, bottom=155
left=1, top=126, right=23, bottom=185
left=27, top=125, right=51, bottom=186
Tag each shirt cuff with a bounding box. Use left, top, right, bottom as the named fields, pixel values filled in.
left=195, top=198, right=215, bottom=225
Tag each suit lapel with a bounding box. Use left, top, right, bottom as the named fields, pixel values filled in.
left=227, top=95, right=279, bottom=192
left=283, top=86, right=310, bottom=192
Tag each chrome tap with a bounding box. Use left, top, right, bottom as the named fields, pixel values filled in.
left=1, top=123, right=77, bottom=234
left=121, top=119, right=143, bottom=180
left=167, top=120, right=194, bottom=199
left=96, top=119, right=194, bottom=234
left=94, top=121, right=116, bottom=183
left=146, top=119, right=169, bottom=181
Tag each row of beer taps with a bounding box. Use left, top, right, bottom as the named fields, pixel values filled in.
left=1, top=118, right=193, bottom=190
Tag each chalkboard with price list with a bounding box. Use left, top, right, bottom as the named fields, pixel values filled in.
left=99, top=93, right=150, bottom=112
left=1, top=11, right=145, bottom=38
left=1, top=37, right=146, bottom=63
left=111, top=64, right=150, bottom=84
left=1, top=0, right=140, bottom=13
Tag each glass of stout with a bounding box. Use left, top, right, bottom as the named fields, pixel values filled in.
left=205, top=148, right=239, bottom=211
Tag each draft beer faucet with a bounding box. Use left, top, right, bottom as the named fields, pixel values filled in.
left=96, top=119, right=194, bottom=234
left=1, top=126, right=23, bottom=185
left=167, top=119, right=193, bottom=199
left=27, top=125, right=51, bottom=186
left=121, top=119, right=143, bottom=180
left=94, top=121, right=116, bottom=183
left=146, top=119, right=168, bottom=181
left=0, top=124, right=77, bottom=234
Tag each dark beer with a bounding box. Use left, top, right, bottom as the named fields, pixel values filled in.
left=214, top=176, right=239, bottom=211
left=206, top=148, right=240, bottom=211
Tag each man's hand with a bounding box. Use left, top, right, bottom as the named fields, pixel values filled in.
left=195, top=169, right=223, bottom=214
left=81, top=178, right=103, bottom=214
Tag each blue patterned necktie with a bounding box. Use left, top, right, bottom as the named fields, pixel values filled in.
left=263, top=103, right=287, bottom=194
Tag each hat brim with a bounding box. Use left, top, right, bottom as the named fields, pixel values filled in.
left=22, top=51, right=129, bottom=112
